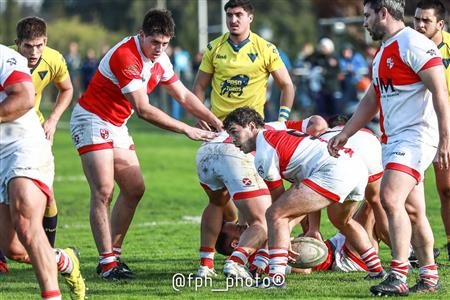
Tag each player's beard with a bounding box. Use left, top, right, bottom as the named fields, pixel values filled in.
left=367, top=25, right=384, bottom=41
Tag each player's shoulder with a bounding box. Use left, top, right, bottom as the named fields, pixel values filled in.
left=442, top=31, right=450, bottom=49
left=398, top=27, right=435, bottom=48
left=205, top=33, right=229, bottom=52
left=42, top=46, right=66, bottom=64
left=250, top=31, right=278, bottom=53
left=0, top=44, right=27, bottom=67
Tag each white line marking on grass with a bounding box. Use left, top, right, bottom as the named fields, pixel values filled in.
left=61, top=216, right=201, bottom=229
left=54, top=175, right=86, bottom=182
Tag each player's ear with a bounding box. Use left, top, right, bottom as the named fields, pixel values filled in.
left=437, top=19, right=445, bottom=30
left=248, top=13, right=254, bottom=23
left=15, top=39, right=20, bottom=47
left=230, top=239, right=239, bottom=249
left=379, top=7, right=388, bottom=20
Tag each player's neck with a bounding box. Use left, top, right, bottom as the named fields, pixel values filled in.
left=382, top=21, right=405, bottom=42
left=228, top=31, right=250, bottom=45
left=431, top=31, right=443, bottom=47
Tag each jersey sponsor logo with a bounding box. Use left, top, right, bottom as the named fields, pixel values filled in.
left=443, top=58, right=450, bottom=69
left=38, top=70, right=48, bottom=80
left=220, top=74, right=249, bottom=97
left=374, top=77, right=397, bottom=95
left=73, top=134, right=80, bottom=145
left=100, top=128, right=110, bottom=140
left=6, top=57, right=17, bottom=66
left=386, top=57, right=394, bottom=69
left=392, top=151, right=405, bottom=156
left=247, top=53, right=258, bottom=62
left=242, top=177, right=253, bottom=186
left=215, top=54, right=226, bottom=59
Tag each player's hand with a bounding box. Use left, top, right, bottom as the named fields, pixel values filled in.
left=42, top=118, right=57, bottom=143
left=196, top=119, right=212, bottom=131
left=327, top=132, right=349, bottom=158
left=185, top=126, right=218, bottom=141
left=437, top=138, right=450, bottom=170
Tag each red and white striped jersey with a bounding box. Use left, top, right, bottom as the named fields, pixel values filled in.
left=372, top=27, right=442, bottom=145
left=79, top=35, right=178, bottom=126
left=0, top=44, right=42, bottom=147
left=254, top=129, right=336, bottom=184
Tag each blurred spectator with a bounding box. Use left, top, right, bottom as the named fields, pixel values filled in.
left=307, top=37, right=342, bottom=118
left=293, top=42, right=315, bottom=115
left=65, top=41, right=81, bottom=99
left=171, top=46, right=193, bottom=120
left=80, top=48, right=98, bottom=90
left=338, top=43, right=368, bottom=109
left=265, top=48, right=292, bottom=121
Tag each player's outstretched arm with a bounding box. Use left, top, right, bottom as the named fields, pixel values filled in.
left=165, top=80, right=223, bottom=132
left=419, top=65, right=450, bottom=170
left=125, top=88, right=216, bottom=141
left=0, top=81, right=35, bottom=123
left=271, top=66, right=295, bottom=121
left=328, top=84, right=378, bottom=157
left=43, top=77, right=73, bottom=141
left=192, top=70, right=213, bottom=104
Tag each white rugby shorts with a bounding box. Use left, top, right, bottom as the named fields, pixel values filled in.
left=382, top=139, right=437, bottom=183
left=70, top=104, right=135, bottom=155
left=303, top=153, right=368, bottom=203
left=196, top=143, right=270, bottom=200
left=0, top=135, right=54, bottom=205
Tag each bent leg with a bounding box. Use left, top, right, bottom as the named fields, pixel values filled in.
left=111, top=148, right=145, bottom=248
left=9, top=177, right=59, bottom=293
left=365, top=179, right=390, bottom=247
left=380, top=170, right=416, bottom=263
left=80, top=150, right=115, bottom=254
left=406, top=182, right=435, bottom=266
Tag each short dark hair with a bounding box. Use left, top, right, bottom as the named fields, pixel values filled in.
left=142, top=9, right=175, bottom=38
left=224, top=0, right=255, bottom=15
left=416, top=0, right=446, bottom=22
left=327, top=115, right=349, bottom=128
left=215, top=230, right=235, bottom=256
left=223, top=107, right=265, bottom=131
left=16, top=16, right=47, bottom=40
left=363, top=0, right=405, bottom=21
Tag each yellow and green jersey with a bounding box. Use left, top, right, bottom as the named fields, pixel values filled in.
left=199, top=31, right=284, bottom=120
left=439, top=30, right=450, bottom=102
left=12, top=45, right=69, bottom=123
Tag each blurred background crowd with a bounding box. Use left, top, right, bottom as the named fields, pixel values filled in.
left=1, top=0, right=449, bottom=129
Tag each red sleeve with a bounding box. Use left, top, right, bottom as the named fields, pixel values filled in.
left=109, top=50, right=143, bottom=89
left=4, top=70, right=32, bottom=87
left=285, top=120, right=303, bottom=131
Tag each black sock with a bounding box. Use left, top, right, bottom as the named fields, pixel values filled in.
left=43, top=214, right=58, bottom=247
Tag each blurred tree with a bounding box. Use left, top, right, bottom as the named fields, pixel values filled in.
left=0, top=0, right=20, bottom=44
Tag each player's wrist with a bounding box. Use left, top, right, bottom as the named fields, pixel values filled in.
left=278, top=106, right=291, bottom=121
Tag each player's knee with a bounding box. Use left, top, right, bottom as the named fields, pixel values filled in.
left=94, top=185, right=115, bottom=205
left=265, top=207, right=281, bottom=224
left=127, top=182, right=145, bottom=202
left=438, top=185, right=450, bottom=200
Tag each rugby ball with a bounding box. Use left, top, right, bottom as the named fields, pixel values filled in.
left=289, top=237, right=328, bottom=268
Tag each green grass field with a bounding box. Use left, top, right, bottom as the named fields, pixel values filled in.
left=0, top=113, right=449, bottom=299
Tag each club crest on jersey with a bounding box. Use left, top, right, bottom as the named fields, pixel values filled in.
left=6, top=57, right=17, bottom=66
left=220, top=74, right=249, bottom=97
left=426, top=49, right=436, bottom=56
left=38, top=70, right=48, bottom=80
left=247, top=53, right=258, bottom=62
left=442, top=58, right=450, bottom=69
left=386, top=57, right=394, bottom=69
left=257, top=165, right=265, bottom=177
left=100, top=128, right=110, bottom=140
left=242, top=177, right=253, bottom=186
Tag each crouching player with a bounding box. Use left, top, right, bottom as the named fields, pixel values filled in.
left=224, top=107, right=385, bottom=288
left=195, top=115, right=327, bottom=279
left=0, top=44, right=85, bottom=300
